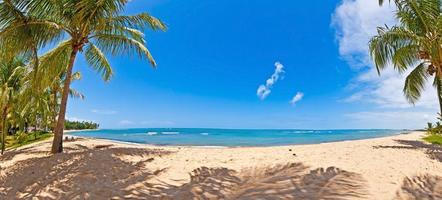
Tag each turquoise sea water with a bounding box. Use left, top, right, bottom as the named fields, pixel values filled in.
left=69, top=128, right=406, bottom=147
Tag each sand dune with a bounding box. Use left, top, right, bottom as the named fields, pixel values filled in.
left=1, top=131, right=442, bottom=199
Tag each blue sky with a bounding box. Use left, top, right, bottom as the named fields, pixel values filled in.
left=67, top=0, right=438, bottom=129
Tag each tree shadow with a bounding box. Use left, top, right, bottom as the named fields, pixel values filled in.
left=2, top=145, right=368, bottom=199
left=0, top=145, right=172, bottom=199
left=374, top=139, right=442, bottom=162
left=395, top=174, right=442, bottom=200
left=142, top=163, right=368, bottom=200
left=0, top=144, right=50, bottom=162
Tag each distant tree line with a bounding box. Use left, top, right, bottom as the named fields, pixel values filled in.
left=64, top=120, right=99, bottom=130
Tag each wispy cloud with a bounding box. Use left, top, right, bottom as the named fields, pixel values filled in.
left=91, top=109, right=117, bottom=115
left=345, top=111, right=434, bottom=129
left=289, top=92, right=304, bottom=106
left=332, top=0, right=396, bottom=68
left=119, top=120, right=134, bottom=126
left=66, top=116, right=95, bottom=122
left=332, top=0, right=437, bottom=109
left=257, top=62, right=285, bottom=100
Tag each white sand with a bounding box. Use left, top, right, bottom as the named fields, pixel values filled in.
left=1, top=131, right=441, bottom=199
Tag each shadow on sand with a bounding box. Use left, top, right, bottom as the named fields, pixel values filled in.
left=1, top=144, right=368, bottom=200
left=374, top=139, right=442, bottom=163
left=395, top=174, right=442, bottom=200
left=143, top=163, right=368, bottom=200
left=374, top=139, right=442, bottom=199
left=0, top=144, right=172, bottom=199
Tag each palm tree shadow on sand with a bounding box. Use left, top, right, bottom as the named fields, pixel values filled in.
left=395, top=174, right=442, bottom=200
left=1, top=144, right=368, bottom=200
left=143, top=163, right=368, bottom=200
left=374, top=139, right=442, bottom=163
left=0, top=144, right=173, bottom=199
left=374, top=139, right=442, bottom=199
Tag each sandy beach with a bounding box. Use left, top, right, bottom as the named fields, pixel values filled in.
left=1, top=131, right=442, bottom=199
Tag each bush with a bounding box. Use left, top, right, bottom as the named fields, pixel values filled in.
left=15, top=131, right=28, bottom=144
left=423, top=134, right=442, bottom=145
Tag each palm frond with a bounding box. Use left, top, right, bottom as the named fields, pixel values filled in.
left=69, top=88, right=84, bottom=100
left=97, top=25, right=146, bottom=43
left=84, top=43, right=113, bottom=81
left=104, top=13, right=167, bottom=31
left=369, top=26, right=420, bottom=74
left=392, top=45, right=420, bottom=73
left=37, top=40, right=72, bottom=88
left=395, top=0, right=440, bottom=33
left=94, top=33, right=157, bottom=66
left=403, top=62, right=428, bottom=104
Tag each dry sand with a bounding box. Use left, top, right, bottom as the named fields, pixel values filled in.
left=1, top=131, right=442, bottom=199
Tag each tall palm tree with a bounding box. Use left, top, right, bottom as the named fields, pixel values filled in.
left=1, top=0, right=166, bottom=153
left=48, top=71, right=84, bottom=132
left=369, top=0, right=442, bottom=113
left=0, top=57, right=26, bottom=154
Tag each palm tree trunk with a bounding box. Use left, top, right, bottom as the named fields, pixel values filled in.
left=32, top=46, right=39, bottom=80
left=34, top=114, right=38, bottom=137
left=52, top=87, right=58, bottom=132
left=51, top=48, right=79, bottom=154
left=1, top=105, right=8, bottom=155
left=24, top=121, right=28, bottom=133
left=436, top=77, right=442, bottom=115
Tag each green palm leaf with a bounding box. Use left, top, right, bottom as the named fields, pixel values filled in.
left=94, top=33, right=157, bottom=66
left=403, top=63, right=429, bottom=104
left=85, top=43, right=113, bottom=81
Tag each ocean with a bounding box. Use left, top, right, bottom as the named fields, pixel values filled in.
left=68, top=128, right=406, bottom=147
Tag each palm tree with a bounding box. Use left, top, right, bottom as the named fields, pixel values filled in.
left=48, top=71, right=84, bottom=132
left=0, top=0, right=64, bottom=140
left=2, top=0, right=166, bottom=153
left=369, top=0, right=442, bottom=113
left=0, top=57, right=26, bottom=154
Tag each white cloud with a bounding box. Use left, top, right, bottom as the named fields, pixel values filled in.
left=91, top=109, right=117, bottom=115
left=332, top=0, right=438, bottom=109
left=332, top=0, right=396, bottom=67
left=119, top=120, right=134, bottom=126
left=345, top=111, right=436, bottom=129
left=344, top=68, right=438, bottom=109
left=257, top=62, right=285, bottom=100
left=290, top=92, right=304, bottom=106
left=66, top=116, right=95, bottom=122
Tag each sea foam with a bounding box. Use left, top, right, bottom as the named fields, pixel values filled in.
left=162, top=132, right=179, bottom=135
left=147, top=132, right=158, bottom=136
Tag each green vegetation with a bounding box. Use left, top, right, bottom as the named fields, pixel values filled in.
left=0, top=0, right=166, bottom=154
left=370, top=0, right=442, bottom=113
left=426, top=120, right=442, bottom=135
left=65, top=120, right=99, bottom=130
left=423, top=134, right=442, bottom=145
left=5, top=131, right=53, bottom=149
left=425, top=115, right=442, bottom=145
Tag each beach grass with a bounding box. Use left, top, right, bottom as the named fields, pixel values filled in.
left=6, top=131, right=53, bottom=149
left=423, top=134, right=442, bottom=145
